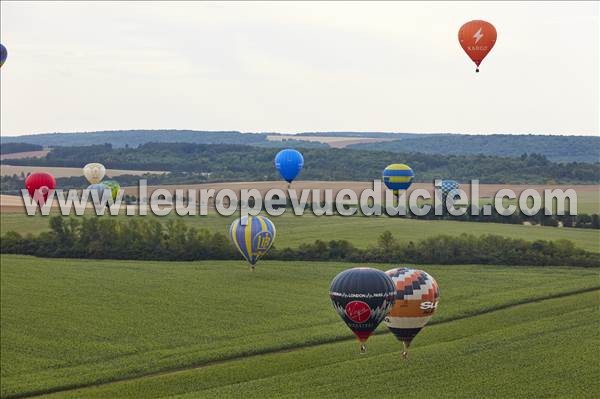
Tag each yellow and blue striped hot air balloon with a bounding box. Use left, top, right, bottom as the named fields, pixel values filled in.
left=229, top=215, right=276, bottom=269
left=383, top=164, right=414, bottom=195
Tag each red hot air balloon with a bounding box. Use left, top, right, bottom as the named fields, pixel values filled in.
left=458, top=20, right=497, bottom=72
left=25, top=172, right=56, bottom=204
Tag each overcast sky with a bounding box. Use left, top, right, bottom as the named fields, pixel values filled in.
left=0, top=1, right=598, bottom=136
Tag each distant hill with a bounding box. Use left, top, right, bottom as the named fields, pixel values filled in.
left=0, top=130, right=326, bottom=149
left=348, top=134, right=600, bottom=163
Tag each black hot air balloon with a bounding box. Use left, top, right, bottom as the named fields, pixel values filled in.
left=329, top=267, right=396, bottom=353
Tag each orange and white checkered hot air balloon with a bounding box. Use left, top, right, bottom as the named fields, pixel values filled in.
left=384, top=267, right=440, bottom=358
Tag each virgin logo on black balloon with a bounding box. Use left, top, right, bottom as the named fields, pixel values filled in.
left=345, top=301, right=372, bottom=323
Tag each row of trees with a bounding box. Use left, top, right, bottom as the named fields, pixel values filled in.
left=6, top=143, right=600, bottom=184
left=1, top=217, right=598, bottom=267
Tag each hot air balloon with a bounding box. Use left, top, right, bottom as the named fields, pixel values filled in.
left=87, top=183, right=110, bottom=202
left=25, top=172, right=56, bottom=204
left=438, top=179, right=461, bottom=201
left=83, top=163, right=106, bottom=184
left=383, top=164, right=414, bottom=196
left=330, top=267, right=396, bottom=353
left=384, top=267, right=440, bottom=358
left=0, top=43, right=7, bottom=68
left=458, top=20, right=497, bottom=72
left=229, top=215, right=276, bottom=269
left=274, top=149, right=304, bottom=185
left=102, top=180, right=120, bottom=201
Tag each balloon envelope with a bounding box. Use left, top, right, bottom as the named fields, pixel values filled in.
left=330, top=267, right=396, bottom=345
left=439, top=180, right=460, bottom=199
left=101, top=180, right=120, bottom=201
left=384, top=267, right=440, bottom=348
left=25, top=172, right=56, bottom=204
left=87, top=183, right=110, bottom=201
left=83, top=163, right=106, bottom=184
left=275, top=149, right=304, bottom=183
left=229, top=215, right=276, bottom=267
left=0, top=43, right=7, bottom=68
left=458, top=20, right=497, bottom=71
left=383, top=164, right=414, bottom=192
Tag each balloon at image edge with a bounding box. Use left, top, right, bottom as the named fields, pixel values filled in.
left=25, top=172, right=56, bottom=204
left=383, top=164, right=414, bottom=196
left=384, top=267, right=440, bottom=358
left=229, top=215, right=276, bottom=269
left=0, top=43, right=7, bottom=68
left=329, top=267, right=396, bottom=353
left=458, top=20, right=497, bottom=72
left=83, top=163, right=106, bottom=184
left=274, top=149, right=304, bottom=184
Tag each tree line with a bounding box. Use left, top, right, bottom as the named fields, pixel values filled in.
left=0, top=142, right=43, bottom=155
left=3, top=130, right=598, bottom=163
left=4, top=143, right=600, bottom=184
left=1, top=217, right=598, bottom=267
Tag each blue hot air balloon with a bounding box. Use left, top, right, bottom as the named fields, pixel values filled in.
left=275, top=149, right=304, bottom=184
left=438, top=180, right=460, bottom=200
left=87, top=183, right=110, bottom=200
left=0, top=43, right=8, bottom=68
left=229, top=215, right=276, bottom=269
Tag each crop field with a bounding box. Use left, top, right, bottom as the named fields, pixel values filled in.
left=119, top=182, right=599, bottom=214
left=0, top=150, right=50, bottom=161
left=266, top=135, right=396, bottom=148
left=2, top=209, right=600, bottom=253
left=1, top=255, right=598, bottom=398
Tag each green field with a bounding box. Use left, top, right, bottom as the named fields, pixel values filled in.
left=2, top=211, right=599, bottom=253
left=1, top=255, right=599, bottom=398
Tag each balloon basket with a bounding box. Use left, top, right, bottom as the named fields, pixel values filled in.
left=359, top=344, right=367, bottom=354
left=401, top=342, right=409, bottom=360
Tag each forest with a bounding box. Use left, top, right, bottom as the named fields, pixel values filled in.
left=4, top=142, right=599, bottom=184
left=350, top=134, right=600, bottom=163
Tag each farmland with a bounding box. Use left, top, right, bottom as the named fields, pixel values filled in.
left=1, top=255, right=598, bottom=398
left=0, top=165, right=167, bottom=178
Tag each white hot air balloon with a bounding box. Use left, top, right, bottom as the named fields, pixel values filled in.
left=83, top=163, right=106, bottom=184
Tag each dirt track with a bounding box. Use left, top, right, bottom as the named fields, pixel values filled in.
left=266, top=135, right=395, bottom=148
left=1, top=165, right=167, bottom=178
left=0, top=150, right=50, bottom=160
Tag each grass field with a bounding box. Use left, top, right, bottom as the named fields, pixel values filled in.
left=2, top=211, right=599, bottom=253
left=1, top=255, right=598, bottom=398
